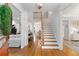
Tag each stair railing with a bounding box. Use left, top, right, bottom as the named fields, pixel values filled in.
left=40, top=12, right=44, bottom=45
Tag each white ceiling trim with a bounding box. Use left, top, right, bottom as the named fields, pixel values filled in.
left=12, top=3, right=25, bottom=13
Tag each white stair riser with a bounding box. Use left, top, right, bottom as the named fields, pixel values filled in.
left=43, top=29, right=56, bottom=31
left=44, top=29, right=56, bottom=30
left=44, top=32, right=56, bottom=33
left=43, top=20, right=55, bottom=24
left=44, top=31, right=55, bottom=33
left=44, top=42, right=57, bottom=45
left=43, top=27, right=56, bottom=30
left=43, top=25, right=56, bottom=26
left=44, top=34, right=55, bottom=36
left=43, top=29, right=56, bottom=30
left=42, top=46, right=59, bottom=49
left=44, top=39, right=57, bottom=41
left=43, top=26, right=56, bottom=27
left=44, top=35, right=56, bottom=37
left=44, top=27, right=56, bottom=28
left=44, top=33, right=55, bottom=34
left=43, top=31, right=56, bottom=32
left=43, top=27, right=56, bottom=29
left=43, top=23, right=56, bottom=24
left=44, top=36, right=56, bottom=38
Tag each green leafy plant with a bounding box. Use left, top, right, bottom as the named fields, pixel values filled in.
left=0, top=5, right=12, bottom=36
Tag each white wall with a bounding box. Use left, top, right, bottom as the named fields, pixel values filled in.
left=9, top=4, right=21, bottom=33
left=12, top=4, right=29, bottom=48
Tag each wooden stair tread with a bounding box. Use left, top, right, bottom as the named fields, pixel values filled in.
left=44, top=39, right=56, bottom=41
left=44, top=38, right=56, bottom=40
left=44, top=36, right=55, bottom=37
left=44, top=41, right=57, bottom=42
left=71, top=40, right=79, bottom=42
left=44, top=38, right=56, bottom=39
left=43, top=38, right=56, bottom=39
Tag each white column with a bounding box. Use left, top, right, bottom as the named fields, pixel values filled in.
left=21, top=12, right=28, bottom=48
left=59, top=15, right=64, bottom=50
left=56, top=12, right=63, bottom=50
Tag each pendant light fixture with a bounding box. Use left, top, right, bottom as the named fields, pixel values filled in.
left=36, top=3, right=43, bottom=10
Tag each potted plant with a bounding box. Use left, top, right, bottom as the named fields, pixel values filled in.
left=0, top=3, right=12, bottom=37
left=0, top=3, right=12, bottom=56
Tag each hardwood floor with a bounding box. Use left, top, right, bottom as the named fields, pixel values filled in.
left=8, top=37, right=79, bottom=56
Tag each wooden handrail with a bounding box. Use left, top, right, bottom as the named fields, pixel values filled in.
left=40, top=12, right=44, bottom=45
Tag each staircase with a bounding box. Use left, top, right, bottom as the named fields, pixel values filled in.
left=41, top=18, right=59, bottom=49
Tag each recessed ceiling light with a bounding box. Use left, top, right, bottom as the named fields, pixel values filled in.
left=49, top=11, right=53, bottom=15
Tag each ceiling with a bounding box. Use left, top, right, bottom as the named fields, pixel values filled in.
left=16, top=3, right=72, bottom=22
left=18, top=3, right=71, bottom=12
left=10, top=3, right=79, bottom=22
left=62, top=4, right=79, bottom=16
